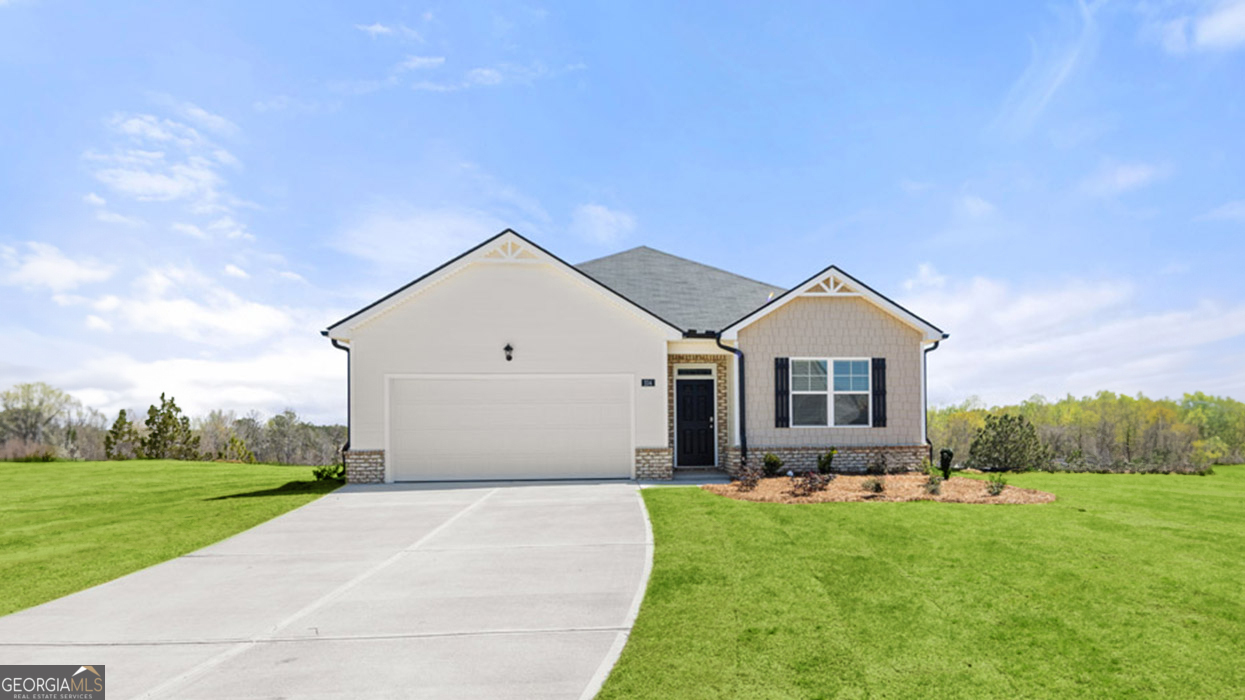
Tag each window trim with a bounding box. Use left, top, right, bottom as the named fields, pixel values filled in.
left=788, top=357, right=873, bottom=428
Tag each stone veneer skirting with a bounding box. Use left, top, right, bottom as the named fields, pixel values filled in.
left=344, top=449, right=385, bottom=484
left=724, top=444, right=927, bottom=476
left=635, top=447, right=673, bottom=480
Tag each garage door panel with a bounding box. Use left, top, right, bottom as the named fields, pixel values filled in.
left=388, top=375, right=633, bottom=481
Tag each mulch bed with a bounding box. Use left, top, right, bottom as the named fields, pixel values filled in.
left=703, top=473, right=1056, bottom=505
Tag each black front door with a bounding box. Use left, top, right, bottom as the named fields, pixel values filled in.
left=676, top=379, right=715, bottom=466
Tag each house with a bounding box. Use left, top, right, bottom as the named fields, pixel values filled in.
left=322, top=229, right=947, bottom=483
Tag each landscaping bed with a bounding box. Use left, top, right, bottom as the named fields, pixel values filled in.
left=704, top=473, right=1055, bottom=504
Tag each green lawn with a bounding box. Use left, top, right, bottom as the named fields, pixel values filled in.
left=0, top=460, right=338, bottom=617
left=599, top=466, right=1245, bottom=699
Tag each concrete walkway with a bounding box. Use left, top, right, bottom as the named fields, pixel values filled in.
left=0, top=481, right=652, bottom=699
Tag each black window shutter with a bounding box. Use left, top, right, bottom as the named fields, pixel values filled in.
left=871, top=357, right=887, bottom=427
left=775, top=357, right=789, bottom=428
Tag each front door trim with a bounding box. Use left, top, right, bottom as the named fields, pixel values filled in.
left=673, top=363, right=717, bottom=467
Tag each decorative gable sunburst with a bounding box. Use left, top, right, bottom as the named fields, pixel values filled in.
left=481, top=239, right=540, bottom=261
left=800, top=272, right=860, bottom=297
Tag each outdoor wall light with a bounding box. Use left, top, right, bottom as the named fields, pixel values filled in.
left=504, top=343, right=514, bottom=361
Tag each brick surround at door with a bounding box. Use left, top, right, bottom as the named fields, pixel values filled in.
left=724, top=444, right=927, bottom=476
left=343, top=449, right=385, bottom=484
left=667, top=353, right=732, bottom=469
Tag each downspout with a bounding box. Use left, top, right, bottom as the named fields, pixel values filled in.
left=715, top=334, right=746, bottom=466
left=324, top=331, right=351, bottom=455
left=923, top=337, right=944, bottom=460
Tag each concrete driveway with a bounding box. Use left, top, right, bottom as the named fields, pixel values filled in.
left=0, top=481, right=652, bottom=699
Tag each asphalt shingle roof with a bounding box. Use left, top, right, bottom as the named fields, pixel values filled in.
left=577, top=246, right=784, bottom=332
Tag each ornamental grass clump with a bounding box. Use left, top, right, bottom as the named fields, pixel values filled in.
left=862, top=476, right=885, bottom=494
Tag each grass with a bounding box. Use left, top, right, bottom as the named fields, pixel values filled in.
left=598, top=466, right=1245, bottom=699
left=0, top=460, right=338, bottom=617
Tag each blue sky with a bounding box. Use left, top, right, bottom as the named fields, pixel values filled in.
left=2, top=0, right=1244, bottom=422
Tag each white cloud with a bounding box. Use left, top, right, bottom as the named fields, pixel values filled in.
left=85, top=315, right=112, bottom=332
left=171, top=222, right=208, bottom=239
left=1, top=242, right=115, bottom=292
left=1079, top=161, right=1165, bottom=197
left=95, top=210, right=145, bottom=226
left=1198, top=199, right=1245, bottom=221
left=398, top=55, right=445, bottom=71
left=466, top=67, right=504, bottom=85
left=1147, top=0, right=1245, bottom=53
left=1196, top=0, right=1245, bottom=49
left=68, top=265, right=295, bottom=346
left=569, top=204, right=635, bottom=244
left=957, top=195, right=995, bottom=218
left=83, top=192, right=106, bottom=206
left=178, top=102, right=238, bottom=135
left=206, top=216, right=255, bottom=241
left=334, top=207, right=507, bottom=272
left=355, top=22, right=394, bottom=36
left=992, top=1, right=1099, bottom=138
left=900, top=268, right=1245, bottom=406
left=279, top=270, right=307, bottom=283
left=223, top=264, right=249, bottom=278
left=902, top=263, right=947, bottom=292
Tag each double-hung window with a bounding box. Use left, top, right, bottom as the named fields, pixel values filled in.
left=790, top=358, right=871, bottom=427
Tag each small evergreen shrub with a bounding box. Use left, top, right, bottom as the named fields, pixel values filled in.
left=968, top=414, right=1052, bottom=472
left=939, top=448, right=954, bottom=480
left=923, top=473, right=943, bottom=495
left=313, top=463, right=346, bottom=482
left=986, top=472, right=1007, bottom=496
left=762, top=453, right=784, bottom=477
left=862, top=476, right=885, bottom=494
left=817, top=448, right=838, bottom=475
left=866, top=455, right=887, bottom=475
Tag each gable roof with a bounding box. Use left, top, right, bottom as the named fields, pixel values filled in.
left=323, top=230, right=683, bottom=339
left=718, top=264, right=947, bottom=343
left=576, top=246, right=783, bottom=333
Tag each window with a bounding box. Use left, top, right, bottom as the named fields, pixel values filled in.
left=790, top=358, right=870, bottom=427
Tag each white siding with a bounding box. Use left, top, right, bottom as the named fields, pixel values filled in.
left=346, top=261, right=669, bottom=459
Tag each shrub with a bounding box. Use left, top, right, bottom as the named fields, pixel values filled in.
left=0, top=440, right=57, bottom=462
left=986, top=472, right=1007, bottom=496
left=762, top=453, right=784, bottom=477
left=104, top=409, right=143, bottom=460
left=142, top=394, right=200, bottom=460
left=968, top=414, right=1052, bottom=472
left=938, top=448, right=954, bottom=479
left=817, top=448, right=838, bottom=475
left=735, top=465, right=763, bottom=492
left=862, top=476, right=885, bottom=494
left=313, top=463, right=346, bottom=482
left=790, top=471, right=833, bottom=497
left=923, top=473, right=943, bottom=495
left=217, top=435, right=256, bottom=464
left=866, top=455, right=887, bottom=475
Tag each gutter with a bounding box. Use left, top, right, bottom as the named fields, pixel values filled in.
left=322, top=330, right=351, bottom=455
left=923, top=335, right=947, bottom=459
left=714, top=333, right=747, bottom=466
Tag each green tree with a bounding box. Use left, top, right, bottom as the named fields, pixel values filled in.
left=217, top=434, right=256, bottom=463
left=104, top=409, right=143, bottom=460
left=0, top=382, right=76, bottom=444
left=967, top=413, right=1052, bottom=472
left=141, top=394, right=200, bottom=460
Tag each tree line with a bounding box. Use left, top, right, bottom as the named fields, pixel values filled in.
left=0, top=382, right=345, bottom=466
left=929, top=391, right=1244, bottom=470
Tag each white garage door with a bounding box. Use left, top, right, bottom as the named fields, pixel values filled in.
left=387, top=374, right=634, bottom=481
